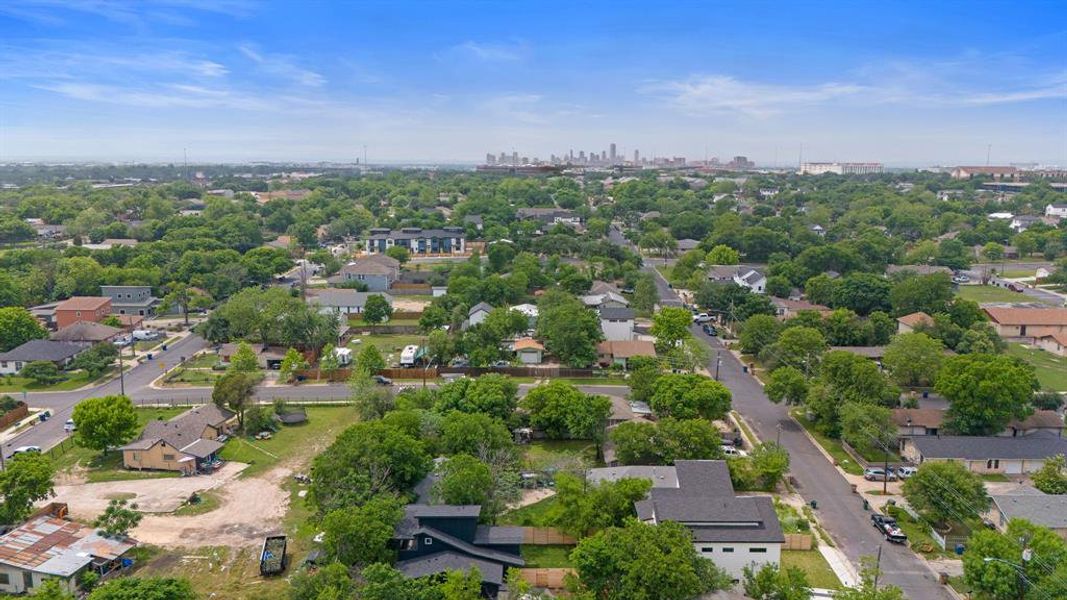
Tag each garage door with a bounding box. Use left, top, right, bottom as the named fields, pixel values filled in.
left=1005, top=460, right=1023, bottom=474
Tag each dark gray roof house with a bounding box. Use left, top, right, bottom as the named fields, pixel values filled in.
left=990, top=493, right=1067, bottom=533
left=908, top=434, right=1067, bottom=461
left=634, top=461, right=785, bottom=545
left=50, top=321, right=123, bottom=346
left=598, top=306, right=635, bottom=320
left=0, top=340, right=84, bottom=371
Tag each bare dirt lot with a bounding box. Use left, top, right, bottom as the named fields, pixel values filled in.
left=53, top=462, right=246, bottom=516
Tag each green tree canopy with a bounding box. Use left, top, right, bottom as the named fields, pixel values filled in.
left=321, top=495, right=404, bottom=566
left=72, top=395, right=139, bottom=453
left=882, top=332, right=944, bottom=387
left=0, top=452, right=55, bottom=526
left=649, top=374, right=731, bottom=421
left=903, top=461, right=990, bottom=527
left=0, top=307, right=48, bottom=352
left=937, top=353, right=1036, bottom=435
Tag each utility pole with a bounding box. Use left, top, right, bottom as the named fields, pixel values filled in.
left=118, top=343, right=126, bottom=396
left=873, top=544, right=883, bottom=590
left=714, top=351, right=721, bottom=381
left=776, top=423, right=782, bottom=445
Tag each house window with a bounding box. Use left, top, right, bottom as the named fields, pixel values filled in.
left=0, top=573, right=8, bottom=584
left=132, top=452, right=140, bottom=461
left=76, top=311, right=81, bottom=317
left=399, top=539, right=415, bottom=550
left=424, top=537, right=433, bottom=545
left=700, top=547, right=714, bottom=553
left=750, top=548, right=767, bottom=553
left=987, top=459, right=1000, bottom=469
left=163, top=454, right=175, bottom=461
left=721, top=547, right=734, bottom=553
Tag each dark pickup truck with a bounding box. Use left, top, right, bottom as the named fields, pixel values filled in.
left=871, top=514, right=908, bottom=544
left=260, top=535, right=288, bottom=576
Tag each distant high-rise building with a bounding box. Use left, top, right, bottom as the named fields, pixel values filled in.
left=499, top=152, right=507, bottom=164
left=610, top=143, right=617, bottom=162
left=511, top=151, right=519, bottom=165
left=578, top=151, right=586, bottom=162
left=634, top=149, right=640, bottom=163
left=799, top=162, right=884, bottom=175
left=486, top=153, right=495, bottom=165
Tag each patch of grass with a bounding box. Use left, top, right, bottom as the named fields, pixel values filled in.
left=0, top=368, right=109, bottom=392
left=1006, top=344, right=1067, bottom=391
left=774, top=498, right=812, bottom=535
left=522, top=440, right=596, bottom=471
left=500, top=496, right=557, bottom=527
left=948, top=575, right=975, bottom=597
left=349, top=318, right=420, bottom=327
left=522, top=545, right=574, bottom=568
left=219, top=405, right=361, bottom=478
left=982, top=473, right=1011, bottom=482
left=135, top=336, right=178, bottom=353
left=163, top=367, right=221, bottom=386
left=173, top=491, right=222, bottom=516
left=547, top=377, right=629, bottom=386
left=183, top=354, right=221, bottom=369
left=781, top=550, right=842, bottom=590
left=51, top=407, right=188, bottom=481
left=789, top=409, right=864, bottom=476
left=883, top=505, right=955, bottom=559
left=347, top=334, right=424, bottom=363
left=956, top=285, right=1054, bottom=305
left=136, top=545, right=290, bottom=599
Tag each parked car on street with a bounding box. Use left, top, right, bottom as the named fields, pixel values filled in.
left=12, top=446, right=41, bottom=455
left=1007, top=282, right=1024, bottom=292
left=721, top=445, right=748, bottom=457
left=864, top=467, right=897, bottom=482
left=702, top=324, right=718, bottom=336
left=373, top=375, right=393, bottom=386
left=132, top=329, right=161, bottom=341
left=871, top=514, right=908, bottom=543
left=895, top=466, right=917, bottom=479
left=693, top=313, right=713, bottom=324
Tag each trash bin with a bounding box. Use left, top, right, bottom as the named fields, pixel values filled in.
left=162, top=344, right=168, bottom=351
left=146, top=353, right=153, bottom=360
left=810, top=500, right=818, bottom=510
left=922, top=391, right=929, bottom=399
left=862, top=499, right=870, bottom=510
left=955, top=543, right=965, bottom=556
left=742, top=365, right=749, bottom=373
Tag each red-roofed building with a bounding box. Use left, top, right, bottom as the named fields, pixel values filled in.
left=53, top=297, right=112, bottom=329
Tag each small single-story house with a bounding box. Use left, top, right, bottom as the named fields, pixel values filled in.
left=988, top=488, right=1067, bottom=539
left=632, top=461, right=784, bottom=579
left=707, top=265, right=740, bottom=283
left=600, top=306, right=636, bottom=341
left=1036, top=332, right=1067, bottom=357
left=582, top=291, right=629, bottom=309
left=511, top=303, right=538, bottom=328
left=467, top=302, right=494, bottom=328
left=1046, top=203, right=1067, bottom=219
left=676, top=238, right=701, bottom=252
left=892, top=408, right=1064, bottom=444
left=50, top=321, right=123, bottom=347
left=770, top=298, right=831, bottom=320
left=218, top=343, right=289, bottom=370
left=606, top=395, right=656, bottom=427
left=733, top=269, right=766, bottom=294
left=119, top=404, right=236, bottom=475
left=985, top=307, right=1067, bottom=340
left=902, top=434, right=1067, bottom=475
left=897, top=311, right=933, bottom=334
left=0, top=340, right=85, bottom=375
left=306, top=289, right=393, bottom=316
left=596, top=340, right=656, bottom=368
left=513, top=338, right=544, bottom=365
left=0, top=503, right=136, bottom=595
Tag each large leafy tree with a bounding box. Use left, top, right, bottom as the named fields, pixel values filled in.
left=549, top=472, right=651, bottom=537
left=228, top=340, right=260, bottom=372
left=439, top=411, right=515, bottom=457
left=72, top=395, right=139, bottom=454
left=362, top=294, right=394, bottom=324
left=760, top=326, right=827, bottom=375
left=310, top=421, right=431, bottom=513
left=765, top=366, right=808, bottom=405
left=536, top=290, right=603, bottom=367
left=570, top=520, right=731, bottom=600
left=649, top=374, right=731, bottom=421
left=289, top=562, right=356, bottom=600
left=902, top=461, right=989, bottom=527
left=0, top=306, right=48, bottom=351
left=831, top=272, right=892, bottom=315
left=609, top=418, right=723, bottom=465
left=321, top=495, right=404, bottom=566
left=889, top=273, right=954, bottom=317
left=93, top=498, right=142, bottom=538
left=742, top=563, right=811, bottom=600
left=212, top=370, right=257, bottom=430
left=433, top=454, right=494, bottom=506
left=882, top=332, right=944, bottom=387
left=739, top=314, right=782, bottom=355
left=1032, top=454, right=1067, bottom=495
left=0, top=452, right=55, bottom=526
left=937, top=353, right=1036, bottom=435
left=963, top=519, right=1067, bottom=600
left=434, top=374, right=518, bottom=421
left=650, top=306, right=693, bottom=350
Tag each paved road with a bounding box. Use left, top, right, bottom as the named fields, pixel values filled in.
left=618, top=227, right=953, bottom=597
left=610, top=223, right=684, bottom=307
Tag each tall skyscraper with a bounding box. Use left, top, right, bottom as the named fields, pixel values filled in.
left=634, top=149, right=640, bottom=163
left=609, top=143, right=617, bottom=162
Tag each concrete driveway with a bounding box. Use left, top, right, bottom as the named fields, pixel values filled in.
left=50, top=462, right=246, bottom=518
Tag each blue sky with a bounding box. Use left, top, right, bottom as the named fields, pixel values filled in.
left=0, top=0, right=1064, bottom=165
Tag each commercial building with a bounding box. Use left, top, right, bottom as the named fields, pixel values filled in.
left=53, top=297, right=112, bottom=329
left=799, top=162, right=884, bottom=175
left=362, top=227, right=466, bottom=256
left=950, top=166, right=1018, bottom=180
left=100, top=285, right=158, bottom=317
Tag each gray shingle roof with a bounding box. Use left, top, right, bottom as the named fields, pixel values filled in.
left=474, top=525, right=524, bottom=545
left=911, top=434, right=1067, bottom=461
left=469, top=302, right=494, bottom=316
left=397, top=551, right=505, bottom=585
left=51, top=321, right=122, bottom=343
left=120, top=405, right=234, bottom=453
left=587, top=465, right=680, bottom=488
left=992, top=494, right=1067, bottom=529
left=599, top=306, right=635, bottom=320
left=0, top=340, right=83, bottom=363
left=308, top=289, right=392, bottom=308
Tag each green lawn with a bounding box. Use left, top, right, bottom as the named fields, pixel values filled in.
left=956, top=285, right=1055, bottom=305
left=173, top=490, right=222, bottom=516
left=135, top=336, right=179, bottom=353
left=789, top=409, right=864, bottom=476
left=774, top=499, right=813, bottom=535
left=184, top=354, right=222, bottom=368
left=349, top=318, right=420, bottom=327
left=347, top=334, right=424, bottom=363
left=50, top=407, right=188, bottom=482
left=882, top=504, right=957, bottom=559
left=522, top=439, right=597, bottom=471
left=981, top=473, right=1011, bottom=482
left=500, top=496, right=557, bottom=527
left=163, top=367, right=222, bottom=386
left=219, top=405, right=361, bottom=478
left=781, top=550, right=842, bottom=590
left=522, top=545, right=574, bottom=568
left=1006, top=344, right=1067, bottom=391
left=0, top=367, right=114, bottom=392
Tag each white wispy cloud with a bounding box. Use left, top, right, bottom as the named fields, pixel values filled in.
left=444, top=40, right=529, bottom=63
left=0, top=0, right=255, bottom=27
left=238, top=43, right=325, bottom=87
left=645, top=75, right=865, bottom=117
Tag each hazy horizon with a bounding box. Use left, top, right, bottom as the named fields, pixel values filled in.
left=1, top=1, right=1064, bottom=166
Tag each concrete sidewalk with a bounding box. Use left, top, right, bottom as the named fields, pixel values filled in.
left=819, top=544, right=861, bottom=588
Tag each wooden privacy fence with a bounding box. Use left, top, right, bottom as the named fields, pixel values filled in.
left=0, top=402, right=29, bottom=430
left=518, top=569, right=573, bottom=590
left=521, top=527, right=576, bottom=545
left=783, top=533, right=813, bottom=550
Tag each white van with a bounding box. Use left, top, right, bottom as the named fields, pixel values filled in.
left=132, top=329, right=160, bottom=341
left=399, top=345, right=421, bottom=367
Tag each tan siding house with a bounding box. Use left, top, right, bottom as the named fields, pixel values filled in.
left=120, top=405, right=235, bottom=474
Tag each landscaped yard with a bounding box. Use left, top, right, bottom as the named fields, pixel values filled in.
left=184, top=353, right=222, bottom=368
left=781, top=550, right=842, bottom=590
left=522, top=439, right=597, bottom=471
left=51, top=407, right=187, bottom=482
left=522, top=544, right=574, bottom=567
left=1007, top=343, right=1067, bottom=391
left=789, top=409, right=863, bottom=476
left=219, top=404, right=361, bottom=478
left=162, top=367, right=222, bottom=386
left=347, top=333, right=424, bottom=364
left=0, top=367, right=114, bottom=392
left=956, top=285, right=1055, bottom=305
